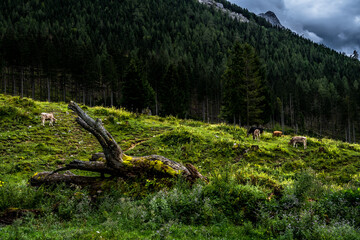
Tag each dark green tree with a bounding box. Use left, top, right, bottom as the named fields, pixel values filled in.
left=221, top=42, right=266, bottom=126
left=122, top=58, right=155, bottom=112
left=158, top=63, right=189, bottom=118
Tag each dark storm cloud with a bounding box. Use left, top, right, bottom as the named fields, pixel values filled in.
left=229, top=0, right=360, bottom=55
left=234, top=0, right=285, bottom=13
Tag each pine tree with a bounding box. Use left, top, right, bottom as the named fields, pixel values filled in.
left=221, top=42, right=266, bottom=126
left=122, top=58, right=155, bottom=112
left=158, top=63, right=189, bottom=117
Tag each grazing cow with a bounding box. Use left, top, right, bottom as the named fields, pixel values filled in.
left=253, top=129, right=260, bottom=141
left=41, top=113, right=57, bottom=126
left=289, top=136, right=307, bottom=149
left=141, top=107, right=152, bottom=115
left=247, top=127, right=264, bottom=137
left=273, top=131, right=282, bottom=137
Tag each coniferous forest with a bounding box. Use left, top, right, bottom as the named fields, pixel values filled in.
left=1, top=0, right=360, bottom=141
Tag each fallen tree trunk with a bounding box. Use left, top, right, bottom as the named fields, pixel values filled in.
left=30, top=101, right=207, bottom=186
left=30, top=171, right=100, bottom=187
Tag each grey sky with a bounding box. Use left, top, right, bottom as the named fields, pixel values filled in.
left=229, top=0, right=360, bottom=55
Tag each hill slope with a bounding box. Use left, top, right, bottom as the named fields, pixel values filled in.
left=1, top=94, right=360, bottom=184
left=1, top=95, right=360, bottom=238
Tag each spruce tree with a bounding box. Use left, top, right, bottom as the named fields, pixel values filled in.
left=122, top=58, right=155, bottom=112
left=221, top=42, right=265, bottom=126
left=159, top=63, right=189, bottom=117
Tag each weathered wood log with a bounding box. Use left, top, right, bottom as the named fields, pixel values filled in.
left=30, top=101, right=207, bottom=186
left=30, top=171, right=100, bottom=187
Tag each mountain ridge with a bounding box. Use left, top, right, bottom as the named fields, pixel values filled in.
left=259, top=11, right=284, bottom=28
left=198, top=0, right=249, bottom=22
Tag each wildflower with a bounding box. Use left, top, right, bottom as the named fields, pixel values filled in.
left=0, top=181, right=4, bottom=187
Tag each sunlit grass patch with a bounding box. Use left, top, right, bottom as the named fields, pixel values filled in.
left=92, top=105, right=135, bottom=120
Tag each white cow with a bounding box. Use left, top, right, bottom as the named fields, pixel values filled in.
left=41, top=113, right=57, bottom=126
left=253, top=129, right=261, bottom=141
left=289, top=136, right=307, bottom=149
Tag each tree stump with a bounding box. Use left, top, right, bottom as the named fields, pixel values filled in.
left=318, top=147, right=326, bottom=153
left=251, top=145, right=259, bottom=151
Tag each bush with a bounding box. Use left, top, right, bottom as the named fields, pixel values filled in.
left=317, top=188, right=360, bottom=227
left=306, top=138, right=322, bottom=148
left=138, top=182, right=223, bottom=225
left=160, top=128, right=205, bottom=146
left=235, top=167, right=283, bottom=197
left=9, top=96, right=37, bottom=109
left=93, top=106, right=134, bottom=120
left=0, top=181, right=46, bottom=211
left=202, top=170, right=267, bottom=223
left=293, top=169, right=324, bottom=202
left=213, top=124, right=246, bottom=140
left=312, top=221, right=360, bottom=240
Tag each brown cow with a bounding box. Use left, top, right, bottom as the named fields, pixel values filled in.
left=273, top=131, right=282, bottom=137
left=247, top=127, right=264, bottom=137
left=289, top=136, right=307, bottom=149
left=253, top=129, right=260, bottom=141
left=41, top=113, right=57, bottom=126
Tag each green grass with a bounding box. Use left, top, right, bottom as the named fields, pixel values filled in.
left=1, top=94, right=360, bottom=239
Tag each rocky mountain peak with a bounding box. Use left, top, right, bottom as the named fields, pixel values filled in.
left=259, top=11, right=284, bottom=28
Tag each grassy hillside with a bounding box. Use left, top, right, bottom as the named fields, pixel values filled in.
left=1, top=94, right=360, bottom=239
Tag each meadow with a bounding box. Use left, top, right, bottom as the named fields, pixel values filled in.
left=1, top=94, right=360, bottom=239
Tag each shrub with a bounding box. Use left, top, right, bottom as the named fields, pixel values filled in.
left=212, top=124, right=246, bottom=140
left=0, top=105, right=20, bottom=117
left=282, top=159, right=305, bottom=172
left=203, top=170, right=267, bottom=223
left=9, top=96, right=37, bottom=109
left=235, top=167, right=283, bottom=197
left=293, top=169, right=324, bottom=202
left=160, top=128, right=205, bottom=146
left=93, top=106, right=133, bottom=120
left=312, top=221, right=360, bottom=240
left=306, top=138, right=322, bottom=148
left=184, top=120, right=205, bottom=127
left=142, top=183, right=223, bottom=225
left=318, top=188, right=360, bottom=227
left=0, top=181, right=46, bottom=211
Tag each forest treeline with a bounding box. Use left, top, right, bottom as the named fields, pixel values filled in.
left=0, top=0, right=359, bottom=141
